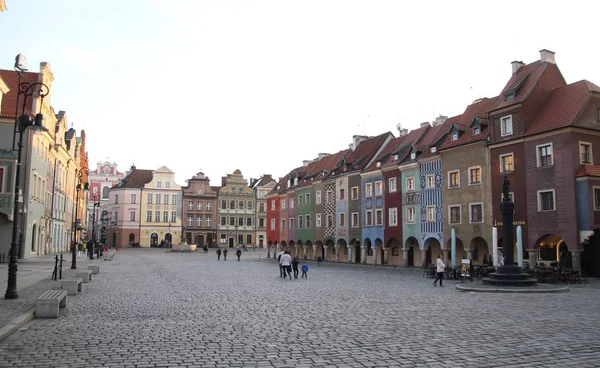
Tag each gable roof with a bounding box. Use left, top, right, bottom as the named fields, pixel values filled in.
left=112, top=168, right=153, bottom=189
left=525, top=80, right=600, bottom=135
left=490, top=61, right=550, bottom=112
left=373, top=125, right=430, bottom=171
left=438, top=97, right=499, bottom=151
left=408, top=116, right=459, bottom=161
left=0, top=69, right=40, bottom=119
left=329, top=132, right=392, bottom=178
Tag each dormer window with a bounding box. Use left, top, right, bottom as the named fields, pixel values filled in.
left=473, top=127, right=480, bottom=135
left=504, top=93, right=515, bottom=102
left=501, top=115, right=513, bottom=136
left=451, top=132, right=458, bottom=141
left=410, top=152, right=416, bottom=160
left=376, top=162, right=381, bottom=168
left=393, top=154, right=398, bottom=160
left=430, top=147, right=436, bottom=153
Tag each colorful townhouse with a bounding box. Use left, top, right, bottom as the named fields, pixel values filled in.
left=328, top=133, right=393, bottom=263
left=265, top=180, right=282, bottom=257
left=216, top=169, right=256, bottom=247
left=250, top=174, right=276, bottom=248
left=438, top=97, right=498, bottom=265
left=182, top=171, right=218, bottom=247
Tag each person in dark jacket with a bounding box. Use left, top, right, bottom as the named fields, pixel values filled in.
left=216, top=248, right=222, bottom=261
left=223, top=248, right=228, bottom=261
left=236, top=248, right=242, bottom=261
left=291, top=257, right=299, bottom=279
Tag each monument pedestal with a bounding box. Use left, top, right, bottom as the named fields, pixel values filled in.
left=482, top=265, right=538, bottom=287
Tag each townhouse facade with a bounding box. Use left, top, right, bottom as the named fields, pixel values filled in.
left=217, top=170, right=255, bottom=247
left=87, top=160, right=125, bottom=243
left=250, top=174, right=276, bottom=248
left=182, top=171, right=218, bottom=247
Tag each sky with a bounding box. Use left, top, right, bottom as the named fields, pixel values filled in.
left=2, top=0, right=600, bottom=185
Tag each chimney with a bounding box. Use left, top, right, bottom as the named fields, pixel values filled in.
left=511, top=60, right=525, bottom=75
left=349, top=143, right=355, bottom=151
left=317, top=153, right=330, bottom=160
left=420, top=122, right=430, bottom=128
left=399, top=128, right=409, bottom=136
left=302, top=160, right=311, bottom=167
left=352, top=135, right=368, bottom=150
left=434, top=115, right=448, bottom=126
left=539, top=49, right=555, bottom=64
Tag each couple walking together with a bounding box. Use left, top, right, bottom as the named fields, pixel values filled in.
left=278, top=250, right=308, bottom=279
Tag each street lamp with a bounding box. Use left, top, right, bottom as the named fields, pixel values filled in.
left=90, top=194, right=100, bottom=252
left=5, top=54, right=50, bottom=300
left=71, top=177, right=89, bottom=269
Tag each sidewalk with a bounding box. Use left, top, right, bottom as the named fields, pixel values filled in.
left=0, top=252, right=106, bottom=342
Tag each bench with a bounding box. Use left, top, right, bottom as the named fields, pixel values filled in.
left=36, top=289, right=68, bottom=318
left=61, top=277, right=83, bottom=296
left=88, top=265, right=99, bottom=274
left=76, top=270, right=92, bottom=283
left=105, top=253, right=114, bottom=261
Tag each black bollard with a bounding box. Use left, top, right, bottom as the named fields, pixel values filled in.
left=59, top=254, right=63, bottom=280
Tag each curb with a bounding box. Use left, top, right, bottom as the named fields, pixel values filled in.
left=0, top=310, right=35, bottom=343
left=455, top=284, right=570, bottom=293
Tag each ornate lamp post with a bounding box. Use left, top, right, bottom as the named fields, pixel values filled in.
left=5, top=54, right=50, bottom=299
left=71, top=177, right=89, bottom=269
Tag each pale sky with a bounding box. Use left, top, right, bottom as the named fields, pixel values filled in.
left=2, top=0, right=599, bottom=185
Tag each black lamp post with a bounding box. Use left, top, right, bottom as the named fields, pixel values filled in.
left=71, top=178, right=89, bottom=269
left=5, top=54, right=50, bottom=300
left=90, top=194, right=100, bottom=250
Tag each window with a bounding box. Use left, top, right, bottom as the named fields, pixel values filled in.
left=351, top=212, right=359, bottom=228
left=238, top=200, right=244, bottom=209
left=406, top=177, right=415, bottom=191
left=114, top=212, right=119, bottom=222
left=501, top=115, right=513, bottom=136
left=157, top=181, right=162, bottom=188
left=351, top=186, right=359, bottom=200
left=426, top=175, right=435, bottom=189
left=473, top=126, right=480, bottom=135
left=130, top=211, right=136, bottom=221
left=197, top=202, right=203, bottom=211
left=281, top=219, right=286, bottom=230
left=338, top=188, right=345, bottom=200
left=281, top=199, right=286, bottom=210
left=365, top=183, right=373, bottom=197
left=164, top=194, right=169, bottom=205
left=155, top=194, right=161, bottom=205
left=163, top=211, right=168, bottom=222
left=258, top=217, right=265, bottom=228
left=448, top=170, right=460, bottom=188
left=289, top=198, right=294, bottom=209
left=406, top=207, right=416, bottom=223
left=580, top=142, right=592, bottom=164
left=305, top=193, right=310, bottom=205
left=451, top=132, right=458, bottom=141
left=468, top=166, right=481, bottom=185
left=538, top=190, right=555, bottom=211
left=375, top=209, right=383, bottom=225
left=326, top=191, right=333, bottom=203
left=271, top=200, right=275, bottom=211
left=375, top=181, right=383, bottom=196
left=221, top=217, right=226, bottom=226
left=197, top=216, right=202, bottom=227
left=222, top=200, right=227, bottom=209
left=188, top=216, right=193, bottom=226
left=206, top=215, right=212, bottom=227
left=297, top=195, right=303, bottom=206
left=170, top=211, right=176, bottom=223
left=388, top=208, right=398, bottom=226
left=155, top=211, right=160, bottom=222
left=469, top=203, right=483, bottom=223
left=316, top=214, right=322, bottom=227
left=326, top=214, right=333, bottom=228
left=426, top=206, right=436, bottom=222
left=259, top=203, right=265, bottom=212
left=594, top=187, right=600, bottom=210
left=147, top=193, right=153, bottom=204
left=165, top=181, right=170, bottom=188
left=500, top=153, right=514, bottom=173
left=229, top=217, right=235, bottom=226
left=172, top=194, right=177, bottom=205
left=289, top=218, right=294, bottom=230
left=131, top=194, right=136, bottom=204
left=271, top=219, right=275, bottom=230
left=238, top=217, right=244, bottom=226
left=246, top=217, right=252, bottom=226
left=316, top=190, right=322, bottom=204
left=366, top=210, right=373, bottom=226
left=305, top=214, right=311, bottom=228
left=230, top=200, right=235, bottom=209
left=388, top=178, right=397, bottom=193
left=188, top=201, right=194, bottom=210
left=147, top=211, right=152, bottom=222
left=449, top=205, right=461, bottom=224
left=246, top=234, right=252, bottom=244
left=537, top=143, right=553, bottom=167
left=338, top=213, right=346, bottom=227
left=115, top=194, right=119, bottom=204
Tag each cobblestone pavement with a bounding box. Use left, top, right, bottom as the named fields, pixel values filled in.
left=0, top=248, right=599, bottom=368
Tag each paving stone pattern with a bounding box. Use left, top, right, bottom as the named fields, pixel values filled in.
left=1, top=249, right=599, bottom=368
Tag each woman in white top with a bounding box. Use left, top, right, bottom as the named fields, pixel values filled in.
left=433, top=255, right=445, bottom=287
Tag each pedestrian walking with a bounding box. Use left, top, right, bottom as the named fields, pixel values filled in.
left=301, top=262, right=308, bottom=278
left=252, top=243, right=256, bottom=251
left=317, top=256, right=322, bottom=267
left=291, top=257, right=299, bottom=279
left=77, top=242, right=83, bottom=257
left=236, top=248, right=242, bottom=261
left=277, top=250, right=284, bottom=277
left=433, top=255, right=445, bottom=287
left=223, top=248, right=228, bottom=261
left=281, top=251, right=292, bottom=279
left=216, top=248, right=222, bottom=261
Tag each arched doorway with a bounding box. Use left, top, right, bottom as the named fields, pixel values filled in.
left=446, top=237, right=465, bottom=267
left=424, top=238, right=442, bottom=266
left=405, top=237, right=420, bottom=267
left=314, top=240, right=323, bottom=260
left=280, top=240, right=288, bottom=252
left=289, top=240, right=296, bottom=257
left=364, top=238, right=372, bottom=263
left=375, top=238, right=384, bottom=265
left=31, top=224, right=37, bottom=252
left=535, top=234, right=566, bottom=266
left=304, top=240, right=313, bottom=260
left=128, top=233, right=135, bottom=245
left=386, top=238, right=402, bottom=266
left=112, top=232, right=117, bottom=248
left=469, top=237, right=489, bottom=264
left=325, top=239, right=334, bottom=260
left=151, top=233, right=158, bottom=247
left=337, top=238, right=347, bottom=262
left=351, top=238, right=361, bottom=264
left=194, top=234, right=204, bottom=245
left=296, top=240, right=304, bottom=258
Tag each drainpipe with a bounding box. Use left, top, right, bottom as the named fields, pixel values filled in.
left=138, top=187, right=143, bottom=247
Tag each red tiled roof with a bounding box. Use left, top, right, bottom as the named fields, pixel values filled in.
left=525, top=80, right=600, bottom=135
left=0, top=69, right=40, bottom=119
left=410, top=116, right=459, bottom=161
left=332, top=132, right=392, bottom=176
left=438, top=97, right=499, bottom=151
left=576, top=164, right=600, bottom=178
left=375, top=125, right=429, bottom=171
left=296, top=149, right=349, bottom=188
left=111, top=168, right=153, bottom=189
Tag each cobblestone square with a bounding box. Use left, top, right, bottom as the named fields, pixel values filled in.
left=1, top=249, right=599, bottom=367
